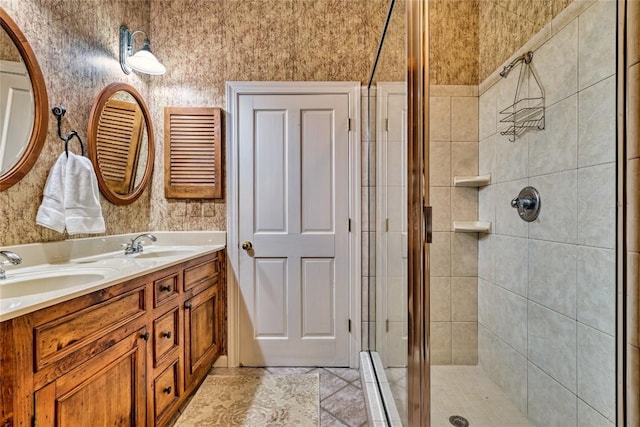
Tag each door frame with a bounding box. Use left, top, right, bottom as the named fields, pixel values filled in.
left=225, top=81, right=362, bottom=368
left=375, top=82, right=408, bottom=367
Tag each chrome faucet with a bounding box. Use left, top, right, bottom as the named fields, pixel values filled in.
left=123, top=233, right=157, bottom=255
left=0, top=251, right=22, bottom=279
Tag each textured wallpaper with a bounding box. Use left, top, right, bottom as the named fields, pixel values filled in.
left=0, top=0, right=401, bottom=245
left=478, top=0, right=574, bottom=81
left=0, top=26, right=21, bottom=61
left=148, top=0, right=400, bottom=232
left=373, top=0, right=407, bottom=83
left=430, top=0, right=480, bottom=85
left=429, top=0, right=575, bottom=85
left=0, top=0, right=151, bottom=246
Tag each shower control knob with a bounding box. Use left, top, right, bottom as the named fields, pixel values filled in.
left=241, top=241, right=253, bottom=251
left=511, top=196, right=534, bottom=210
left=511, top=186, right=541, bottom=222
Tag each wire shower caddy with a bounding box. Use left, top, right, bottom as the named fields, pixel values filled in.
left=499, top=51, right=545, bottom=142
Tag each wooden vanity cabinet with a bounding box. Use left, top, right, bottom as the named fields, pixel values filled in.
left=34, top=328, right=148, bottom=427
left=0, top=250, right=225, bottom=427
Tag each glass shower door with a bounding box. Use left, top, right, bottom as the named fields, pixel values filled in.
left=365, top=0, right=428, bottom=424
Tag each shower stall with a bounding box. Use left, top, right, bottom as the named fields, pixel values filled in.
left=362, top=0, right=634, bottom=425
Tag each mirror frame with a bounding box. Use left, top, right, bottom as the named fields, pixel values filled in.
left=0, top=7, right=49, bottom=191
left=88, top=82, right=154, bottom=205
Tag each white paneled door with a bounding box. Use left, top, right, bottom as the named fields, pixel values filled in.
left=237, top=93, right=351, bottom=366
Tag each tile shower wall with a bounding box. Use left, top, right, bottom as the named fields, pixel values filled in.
left=0, top=0, right=151, bottom=247
left=477, top=1, right=616, bottom=424
left=429, top=85, right=479, bottom=365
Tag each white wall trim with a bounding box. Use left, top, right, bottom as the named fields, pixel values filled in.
left=225, top=81, right=362, bottom=368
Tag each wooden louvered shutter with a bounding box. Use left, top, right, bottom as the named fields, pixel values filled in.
left=95, top=99, right=143, bottom=195
left=164, top=107, right=222, bottom=199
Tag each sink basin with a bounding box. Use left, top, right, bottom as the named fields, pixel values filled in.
left=0, top=268, right=117, bottom=299
left=132, top=248, right=197, bottom=260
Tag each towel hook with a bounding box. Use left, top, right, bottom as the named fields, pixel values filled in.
left=52, top=106, right=85, bottom=157
left=64, top=132, right=85, bottom=158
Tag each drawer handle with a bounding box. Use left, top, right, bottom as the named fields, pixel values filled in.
left=140, top=332, right=150, bottom=341
left=161, top=331, right=172, bottom=339
left=160, top=285, right=172, bottom=292
left=163, top=386, right=172, bottom=395
left=184, top=303, right=192, bottom=309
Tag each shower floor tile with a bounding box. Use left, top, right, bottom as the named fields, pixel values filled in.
left=431, top=366, right=531, bottom=427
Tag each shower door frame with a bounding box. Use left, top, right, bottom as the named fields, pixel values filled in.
left=407, top=0, right=430, bottom=426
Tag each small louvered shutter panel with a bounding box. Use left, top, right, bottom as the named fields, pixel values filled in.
left=96, top=99, right=143, bottom=194
left=164, top=107, right=222, bottom=199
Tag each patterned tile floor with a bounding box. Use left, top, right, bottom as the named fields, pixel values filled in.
left=179, top=366, right=370, bottom=427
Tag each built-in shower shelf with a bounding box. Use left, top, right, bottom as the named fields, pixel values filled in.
left=453, top=174, right=491, bottom=187
left=453, top=221, right=492, bottom=233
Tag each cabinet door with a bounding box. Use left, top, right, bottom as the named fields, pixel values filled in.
left=34, top=329, right=147, bottom=427
left=184, top=284, right=220, bottom=386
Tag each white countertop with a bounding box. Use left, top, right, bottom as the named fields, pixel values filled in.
left=0, top=231, right=226, bottom=322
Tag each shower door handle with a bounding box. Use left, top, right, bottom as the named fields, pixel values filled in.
left=424, top=206, right=432, bottom=244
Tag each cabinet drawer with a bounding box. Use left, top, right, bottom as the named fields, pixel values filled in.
left=184, top=256, right=221, bottom=292
left=153, top=308, right=179, bottom=366
left=154, top=359, right=180, bottom=423
left=154, top=273, right=179, bottom=308
left=34, top=287, right=146, bottom=370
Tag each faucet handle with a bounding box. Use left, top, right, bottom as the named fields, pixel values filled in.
left=0, top=250, right=22, bottom=265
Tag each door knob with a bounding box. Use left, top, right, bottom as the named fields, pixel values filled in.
left=241, top=241, right=253, bottom=251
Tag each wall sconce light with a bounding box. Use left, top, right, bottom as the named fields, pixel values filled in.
left=119, top=25, right=166, bottom=75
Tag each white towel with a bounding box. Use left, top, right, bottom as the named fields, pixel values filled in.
left=36, top=153, right=67, bottom=233
left=63, top=152, right=105, bottom=235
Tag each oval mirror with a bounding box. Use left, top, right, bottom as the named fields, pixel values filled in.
left=0, top=8, right=49, bottom=191
left=88, top=83, right=154, bottom=205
